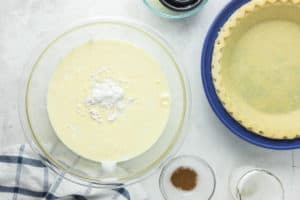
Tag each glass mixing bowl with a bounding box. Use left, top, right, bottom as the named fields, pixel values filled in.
left=19, top=19, right=191, bottom=188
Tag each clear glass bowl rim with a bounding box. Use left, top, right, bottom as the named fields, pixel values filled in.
left=233, top=168, right=285, bottom=200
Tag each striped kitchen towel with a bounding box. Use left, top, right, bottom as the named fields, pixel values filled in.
left=0, top=144, right=148, bottom=200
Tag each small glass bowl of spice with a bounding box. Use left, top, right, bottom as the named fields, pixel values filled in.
left=144, top=0, right=208, bottom=19
left=159, top=155, right=216, bottom=200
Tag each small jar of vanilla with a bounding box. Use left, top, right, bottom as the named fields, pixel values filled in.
left=144, top=0, right=208, bottom=19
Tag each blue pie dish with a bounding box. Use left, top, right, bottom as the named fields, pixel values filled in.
left=201, top=0, right=300, bottom=150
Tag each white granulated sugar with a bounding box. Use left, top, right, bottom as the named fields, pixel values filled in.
left=89, top=108, right=103, bottom=123
left=86, top=78, right=134, bottom=122
left=87, top=79, right=124, bottom=109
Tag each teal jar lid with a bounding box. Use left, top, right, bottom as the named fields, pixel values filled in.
left=160, top=0, right=204, bottom=12
left=144, top=0, right=207, bottom=19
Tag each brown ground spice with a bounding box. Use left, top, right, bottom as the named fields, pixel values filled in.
left=170, top=167, right=197, bottom=191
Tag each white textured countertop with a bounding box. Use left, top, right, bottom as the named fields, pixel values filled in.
left=0, top=0, right=299, bottom=199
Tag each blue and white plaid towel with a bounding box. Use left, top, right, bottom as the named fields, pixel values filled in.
left=0, top=145, right=148, bottom=200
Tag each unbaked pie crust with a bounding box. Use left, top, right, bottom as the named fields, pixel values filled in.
left=212, top=0, right=300, bottom=139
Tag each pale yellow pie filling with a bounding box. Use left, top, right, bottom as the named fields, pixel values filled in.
left=47, top=40, right=171, bottom=162
left=212, top=0, right=300, bottom=139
